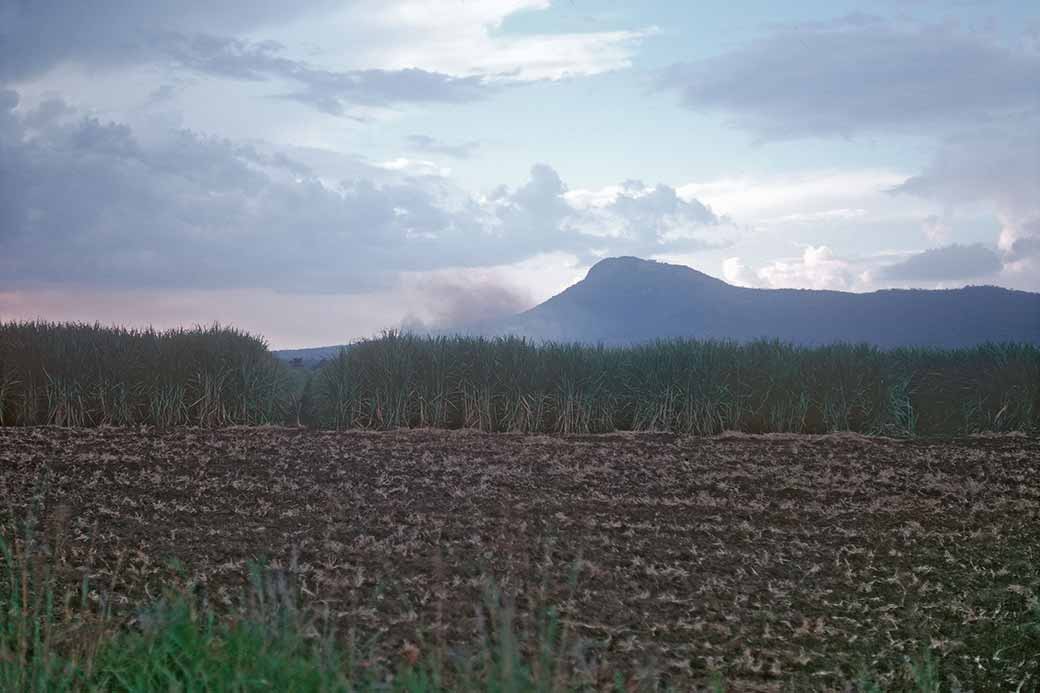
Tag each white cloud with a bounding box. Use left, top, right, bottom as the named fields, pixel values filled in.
left=756, top=245, right=865, bottom=291
left=376, top=157, right=451, bottom=177
left=922, top=214, right=951, bottom=243
left=677, top=170, right=915, bottom=228
left=769, top=208, right=867, bottom=224
left=729, top=242, right=1013, bottom=293
left=721, top=257, right=755, bottom=287
left=309, top=1, right=657, bottom=82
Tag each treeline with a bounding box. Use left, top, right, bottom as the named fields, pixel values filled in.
left=0, top=322, right=291, bottom=427
left=2, top=323, right=1038, bottom=435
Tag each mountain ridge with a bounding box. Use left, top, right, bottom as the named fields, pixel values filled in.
left=479, top=256, right=1040, bottom=347
left=275, top=256, right=1040, bottom=362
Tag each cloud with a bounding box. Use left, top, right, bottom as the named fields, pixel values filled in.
left=676, top=170, right=915, bottom=227
left=921, top=214, right=951, bottom=243
left=0, top=95, right=722, bottom=294
left=0, top=4, right=497, bottom=115
left=0, top=0, right=341, bottom=82
left=152, top=32, right=497, bottom=115
left=1, top=0, right=652, bottom=108
left=1006, top=219, right=1040, bottom=262
left=660, top=13, right=1036, bottom=292
left=891, top=128, right=1039, bottom=215
left=659, top=15, right=1040, bottom=140
left=426, top=27, right=656, bottom=81
left=889, top=125, right=1040, bottom=289
left=338, top=1, right=656, bottom=82
left=406, top=134, right=481, bottom=159
left=729, top=243, right=1014, bottom=292
left=563, top=180, right=728, bottom=253
left=721, top=257, right=756, bottom=287
left=768, top=208, right=867, bottom=225
left=878, top=243, right=1003, bottom=281
left=756, top=246, right=865, bottom=291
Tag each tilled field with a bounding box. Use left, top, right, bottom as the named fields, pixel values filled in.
left=1, top=427, right=1038, bottom=690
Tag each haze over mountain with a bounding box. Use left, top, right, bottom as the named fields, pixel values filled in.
left=482, top=257, right=1040, bottom=347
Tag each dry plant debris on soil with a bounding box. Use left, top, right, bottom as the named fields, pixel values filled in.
left=1, top=427, right=1038, bottom=690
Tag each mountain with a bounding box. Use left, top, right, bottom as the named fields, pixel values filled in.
left=478, top=256, right=1040, bottom=347
left=274, top=344, right=346, bottom=368
left=274, top=256, right=1040, bottom=360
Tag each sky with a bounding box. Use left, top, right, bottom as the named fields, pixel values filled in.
left=0, top=0, right=1037, bottom=348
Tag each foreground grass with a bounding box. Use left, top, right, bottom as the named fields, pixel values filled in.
left=7, top=547, right=1023, bottom=693
left=3, top=498, right=1038, bottom=692
left=9, top=534, right=628, bottom=692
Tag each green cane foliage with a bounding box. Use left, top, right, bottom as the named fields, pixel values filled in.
left=309, top=333, right=1039, bottom=436
left=0, top=321, right=292, bottom=427
left=3, top=321, right=1038, bottom=435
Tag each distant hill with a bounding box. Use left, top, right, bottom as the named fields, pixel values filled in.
left=478, top=256, right=1040, bottom=347
left=274, top=344, right=346, bottom=368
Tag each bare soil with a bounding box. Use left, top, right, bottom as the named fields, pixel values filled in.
left=1, top=427, right=1038, bottom=690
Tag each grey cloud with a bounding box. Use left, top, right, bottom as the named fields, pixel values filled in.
left=481, top=164, right=576, bottom=259
left=1008, top=220, right=1040, bottom=261
left=609, top=179, right=719, bottom=231
left=879, top=243, right=1003, bottom=281
left=157, top=33, right=291, bottom=81
left=563, top=180, right=727, bottom=257
left=0, top=0, right=339, bottom=81
left=153, top=32, right=493, bottom=115
left=0, top=96, right=723, bottom=293
left=0, top=99, right=446, bottom=291
left=890, top=126, right=1040, bottom=265
left=655, top=10, right=1038, bottom=289
left=659, top=16, right=1040, bottom=140
left=279, top=68, right=490, bottom=115
left=890, top=126, right=1039, bottom=215
left=406, top=134, right=481, bottom=159
left=21, top=97, right=76, bottom=129
left=146, top=84, right=179, bottom=106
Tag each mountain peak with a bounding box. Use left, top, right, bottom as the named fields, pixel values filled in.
left=586, top=256, right=651, bottom=273
left=584, top=256, right=722, bottom=284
